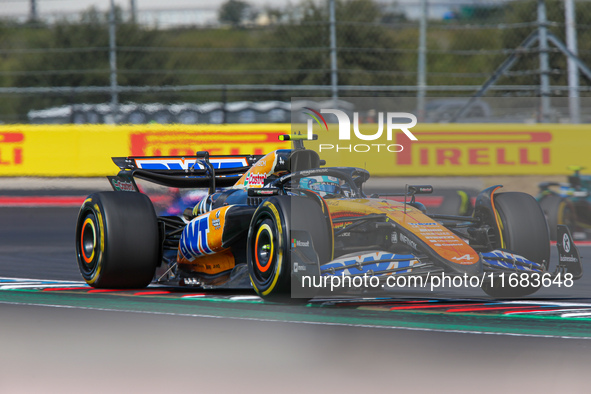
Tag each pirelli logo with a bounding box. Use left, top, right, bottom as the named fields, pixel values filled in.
left=0, top=132, right=24, bottom=166
left=395, top=131, right=551, bottom=167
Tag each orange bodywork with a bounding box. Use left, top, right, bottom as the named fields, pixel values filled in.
left=177, top=205, right=237, bottom=275
left=178, top=250, right=236, bottom=275
left=233, top=151, right=278, bottom=189
left=325, top=199, right=480, bottom=266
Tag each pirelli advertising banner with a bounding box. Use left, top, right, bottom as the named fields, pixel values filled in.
left=0, top=124, right=290, bottom=177
left=0, top=123, right=587, bottom=177
left=397, top=124, right=559, bottom=176
left=309, top=123, right=588, bottom=176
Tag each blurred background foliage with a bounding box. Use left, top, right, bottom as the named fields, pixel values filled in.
left=0, top=0, right=590, bottom=121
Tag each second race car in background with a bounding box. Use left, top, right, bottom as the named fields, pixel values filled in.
left=538, top=166, right=591, bottom=241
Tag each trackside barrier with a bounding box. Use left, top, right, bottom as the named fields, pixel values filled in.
left=304, top=123, right=591, bottom=176
left=0, top=123, right=587, bottom=176
left=0, top=124, right=290, bottom=177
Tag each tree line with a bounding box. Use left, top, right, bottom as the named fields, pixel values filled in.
left=0, top=0, right=589, bottom=121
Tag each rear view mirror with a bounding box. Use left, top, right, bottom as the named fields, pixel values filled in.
left=408, top=185, right=433, bottom=195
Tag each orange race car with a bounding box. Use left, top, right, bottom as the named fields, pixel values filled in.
left=75, top=135, right=582, bottom=300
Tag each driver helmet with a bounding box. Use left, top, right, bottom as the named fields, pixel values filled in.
left=299, top=175, right=341, bottom=197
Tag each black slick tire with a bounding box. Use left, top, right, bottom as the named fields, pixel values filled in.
left=75, top=192, right=160, bottom=288
left=481, top=192, right=550, bottom=298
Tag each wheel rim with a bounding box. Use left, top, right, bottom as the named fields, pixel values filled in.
left=81, top=217, right=96, bottom=264
left=252, top=218, right=278, bottom=285
left=255, top=223, right=274, bottom=275
left=78, top=212, right=99, bottom=277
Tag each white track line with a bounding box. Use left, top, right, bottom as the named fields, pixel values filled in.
left=0, top=283, right=88, bottom=289
left=0, top=276, right=86, bottom=284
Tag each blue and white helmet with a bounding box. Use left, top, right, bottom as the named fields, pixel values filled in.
left=299, top=175, right=341, bottom=197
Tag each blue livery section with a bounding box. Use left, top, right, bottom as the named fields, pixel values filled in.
left=320, top=252, right=418, bottom=276
left=481, top=250, right=543, bottom=272
left=180, top=214, right=213, bottom=261
left=319, top=250, right=544, bottom=277
left=135, top=157, right=249, bottom=171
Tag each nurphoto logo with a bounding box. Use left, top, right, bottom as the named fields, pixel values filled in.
left=304, top=108, right=418, bottom=153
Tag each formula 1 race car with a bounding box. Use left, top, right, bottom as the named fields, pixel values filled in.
left=538, top=166, right=591, bottom=241
left=76, top=135, right=582, bottom=300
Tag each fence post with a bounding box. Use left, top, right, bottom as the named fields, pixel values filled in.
left=537, top=0, right=551, bottom=123
left=565, top=0, right=580, bottom=123
left=130, top=0, right=137, bottom=23
left=417, top=0, right=428, bottom=122
left=329, top=0, right=338, bottom=106
left=109, top=0, right=119, bottom=124
left=29, top=0, right=38, bottom=22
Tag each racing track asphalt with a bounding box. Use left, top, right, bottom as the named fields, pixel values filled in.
left=1, top=206, right=591, bottom=392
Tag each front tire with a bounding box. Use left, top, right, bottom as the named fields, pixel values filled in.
left=247, top=196, right=331, bottom=301
left=481, top=192, right=550, bottom=298
left=75, top=192, right=160, bottom=288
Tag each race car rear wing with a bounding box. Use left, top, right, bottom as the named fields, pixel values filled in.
left=108, top=152, right=264, bottom=192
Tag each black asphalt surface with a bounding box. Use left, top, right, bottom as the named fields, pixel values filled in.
left=0, top=207, right=80, bottom=281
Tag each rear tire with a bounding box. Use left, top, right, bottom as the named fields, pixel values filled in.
left=247, top=196, right=330, bottom=301
left=481, top=192, right=550, bottom=298
left=76, top=192, right=160, bottom=288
